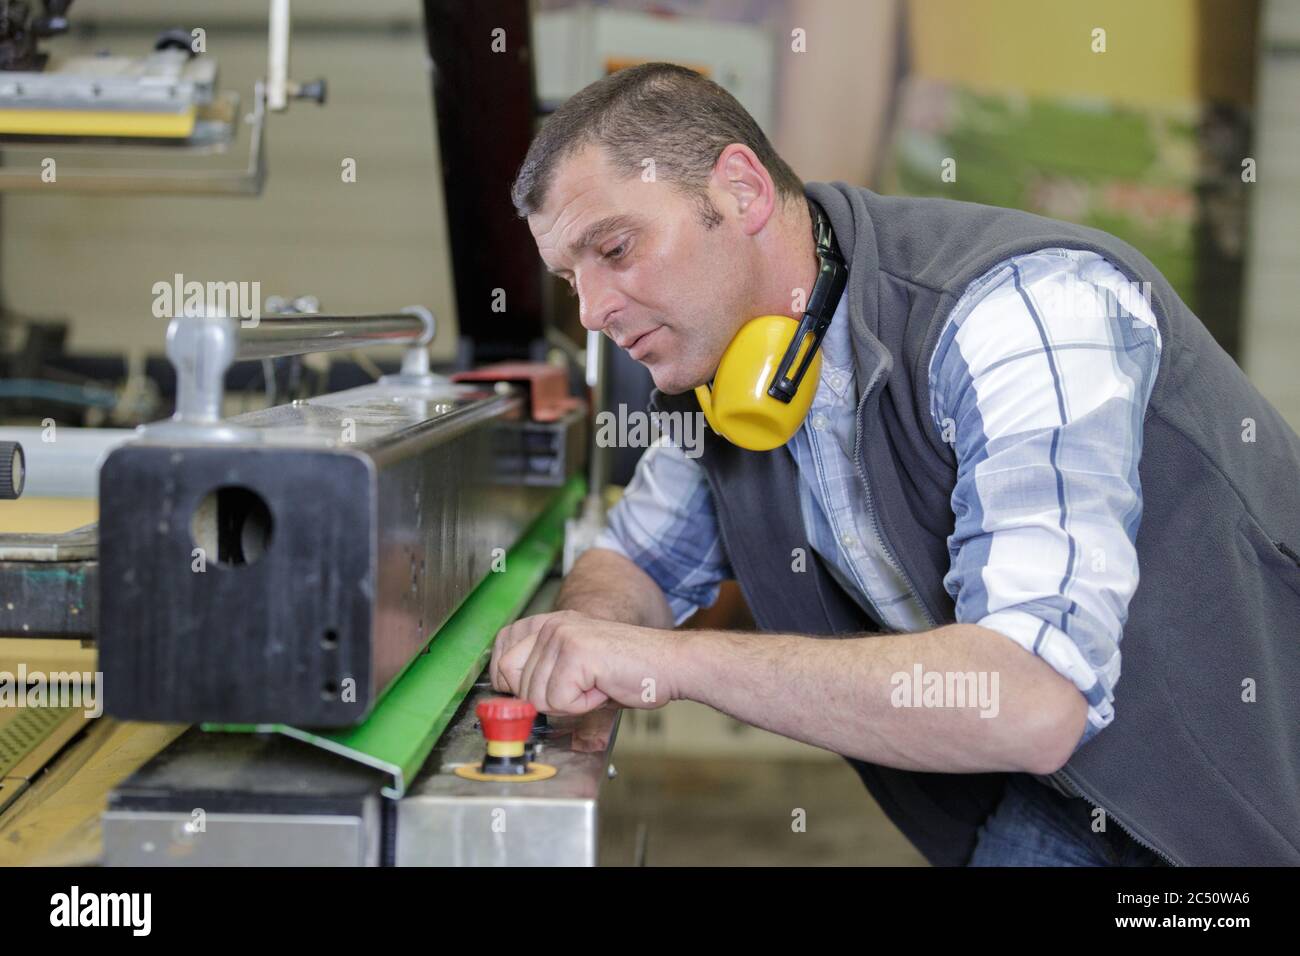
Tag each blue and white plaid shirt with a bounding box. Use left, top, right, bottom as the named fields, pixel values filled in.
left=595, top=248, right=1163, bottom=746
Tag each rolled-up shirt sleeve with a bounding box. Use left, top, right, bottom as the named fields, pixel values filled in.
left=929, top=249, right=1162, bottom=748
left=594, top=436, right=733, bottom=626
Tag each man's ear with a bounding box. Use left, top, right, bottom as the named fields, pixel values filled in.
left=711, top=143, right=777, bottom=237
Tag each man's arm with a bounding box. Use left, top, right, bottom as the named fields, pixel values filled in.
left=492, top=611, right=1085, bottom=774
left=931, top=250, right=1163, bottom=749
left=554, top=546, right=674, bottom=628
left=491, top=438, right=729, bottom=690
left=487, top=548, right=674, bottom=721
left=671, top=623, right=1086, bottom=774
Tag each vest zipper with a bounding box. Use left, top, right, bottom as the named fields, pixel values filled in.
left=1053, top=769, right=1181, bottom=866
left=851, top=369, right=938, bottom=630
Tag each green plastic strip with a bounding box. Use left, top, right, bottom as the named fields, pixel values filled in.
left=203, top=475, right=585, bottom=798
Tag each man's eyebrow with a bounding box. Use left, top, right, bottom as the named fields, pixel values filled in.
left=567, top=214, right=638, bottom=259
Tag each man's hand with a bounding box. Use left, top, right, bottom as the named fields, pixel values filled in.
left=489, top=610, right=680, bottom=716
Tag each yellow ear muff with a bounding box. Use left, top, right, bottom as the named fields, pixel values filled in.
left=695, top=315, right=822, bottom=452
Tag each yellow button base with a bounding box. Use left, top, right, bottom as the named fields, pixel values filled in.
left=453, top=762, right=557, bottom=783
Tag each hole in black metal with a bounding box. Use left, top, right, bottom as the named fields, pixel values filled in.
left=190, top=486, right=273, bottom=567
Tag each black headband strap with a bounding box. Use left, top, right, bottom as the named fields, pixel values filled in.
left=766, top=198, right=848, bottom=404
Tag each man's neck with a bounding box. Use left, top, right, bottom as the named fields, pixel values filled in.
left=752, top=197, right=819, bottom=319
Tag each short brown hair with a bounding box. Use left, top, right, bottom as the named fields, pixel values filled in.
left=511, top=62, right=803, bottom=223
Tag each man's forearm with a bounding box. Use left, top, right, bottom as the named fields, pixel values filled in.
left=555, top=547, right=675, bottom=629
left=671, top=623, right=1087, bottom=775
left=527, top=550, right=1087, bottom=774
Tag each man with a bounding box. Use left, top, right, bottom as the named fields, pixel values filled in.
left=490, top=63, right=1300, bottom=866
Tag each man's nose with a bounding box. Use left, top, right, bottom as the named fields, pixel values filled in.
left=576, top=273, right=620, bottom=333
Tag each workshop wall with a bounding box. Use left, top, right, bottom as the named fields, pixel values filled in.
left=1242, top=1, right=1300, bottom=430
left=0, top=0, right=461, bottom=361
left=907, top=0, right=1258, bottom=108
left=880, top=0, right=1300, bottom=430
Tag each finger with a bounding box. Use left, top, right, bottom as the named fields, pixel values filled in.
left=495, top=632, right=539, bottom=696
left=521, top=630, right=565, bottom=711
left=489, top=629, right=518, bottom=691
left=543, top=648, right=581, bottom=715
left=564, top=684, right=610, bottom=716
left=490, top=614, right=552, bottom=690
left=534, top=611, right=573, bottom=648
left=489, top=619, right=524, bottom=689
left=515, top=614, right=562, bottom=698
left=489, top=628, right=509, bottom=690
left=547, top=644, right=613, bottom=716
left=517, top=628, right=546, bottom=701
left=528, top=613, right=581, bottom=704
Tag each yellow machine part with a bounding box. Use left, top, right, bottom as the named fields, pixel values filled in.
left=0, top=491, right=181, bottom=864
left=454, top=762, right=558, bottom=783
left=1, top=496, right=95, bottom=533
left=0, top=106, right=196, bottom=139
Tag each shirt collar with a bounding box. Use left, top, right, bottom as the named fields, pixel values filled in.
left=814, top=294, right=854, bottom=400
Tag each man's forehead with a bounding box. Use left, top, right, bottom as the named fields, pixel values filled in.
left=535, top=146, right=612, bottom=218
left=531, top=155, right=642, bottom=257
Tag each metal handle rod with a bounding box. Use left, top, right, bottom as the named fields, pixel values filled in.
left=236, top=312, right=431, bottom=361
left=267, top=0, right=291, bottom=112
left=137, top=306, right=436, bottom=444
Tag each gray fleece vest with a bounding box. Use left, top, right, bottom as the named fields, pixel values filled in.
left=651, top=182, right=1300, bottom=866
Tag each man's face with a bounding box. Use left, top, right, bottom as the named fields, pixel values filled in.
left=528, top=146, right=754, bottom=394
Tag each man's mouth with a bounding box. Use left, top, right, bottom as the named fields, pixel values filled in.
left=620, top=326, right=661, bottom=360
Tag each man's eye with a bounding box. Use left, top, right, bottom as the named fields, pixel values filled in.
left=602, top=242, right=627, bottom=261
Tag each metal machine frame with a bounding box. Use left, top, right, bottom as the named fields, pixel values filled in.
left=0, top=0, right=624, bottom=866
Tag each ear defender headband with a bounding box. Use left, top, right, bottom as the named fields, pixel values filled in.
left=695, top=198, right=848, bottom=451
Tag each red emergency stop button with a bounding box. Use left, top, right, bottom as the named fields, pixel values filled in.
left=453, top=695, right=557, bottom=781
left=477, top=697, right=536, bottom=763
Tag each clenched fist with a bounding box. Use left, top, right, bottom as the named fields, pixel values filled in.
left=489, top=609, right=683, bottom=716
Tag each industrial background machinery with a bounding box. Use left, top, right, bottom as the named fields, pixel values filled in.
left=0, top=0, right=630, bottom=867
left=0, top=295, right=621, bottom=865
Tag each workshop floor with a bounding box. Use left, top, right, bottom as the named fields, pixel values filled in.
left=598, top=601, right=928, bottom=864
left=599, top=754, right=928, bottom=866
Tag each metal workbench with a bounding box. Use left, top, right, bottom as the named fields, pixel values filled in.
left=100, top=578, right=624, bottom=867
